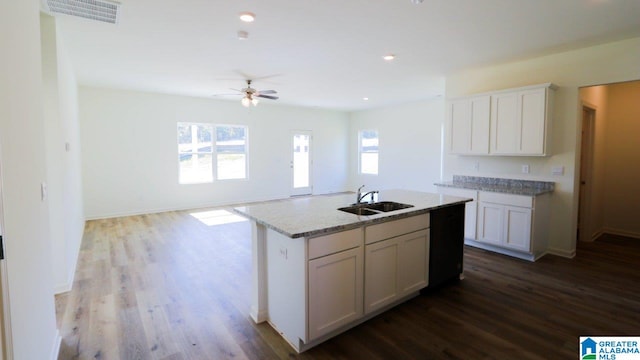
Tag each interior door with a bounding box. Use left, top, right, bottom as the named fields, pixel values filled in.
left=290, top=131, right=312, bottom=196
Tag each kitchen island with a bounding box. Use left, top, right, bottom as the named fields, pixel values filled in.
left=233, top=189, right=469, bottom=352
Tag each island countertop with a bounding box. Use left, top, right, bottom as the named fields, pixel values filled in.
left=233, top=189, right=470, bottom=238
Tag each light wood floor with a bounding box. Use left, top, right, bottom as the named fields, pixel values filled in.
left=56, top=209, right=640, bottom=359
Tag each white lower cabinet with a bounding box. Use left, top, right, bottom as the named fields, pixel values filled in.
left=364, top=228, right=429, bottom=314
left=476, top=191, right=547, bottom=259
left=267, top=214, right=432, bottom=352
left=307, top=229, right=364, bottom=341
left=308, top=246, right=363, bottom=340
left=478, top=201, right=532, bottom=252
left=437, top=185, right=550, bottom=261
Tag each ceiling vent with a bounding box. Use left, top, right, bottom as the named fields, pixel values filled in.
left=42, top=0, right=121, bottom=24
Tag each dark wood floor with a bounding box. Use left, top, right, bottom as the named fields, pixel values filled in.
left=56, top=209, right=640, bottom=359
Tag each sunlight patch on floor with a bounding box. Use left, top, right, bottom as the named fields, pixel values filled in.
left=190, top=209, right=247, bottom=226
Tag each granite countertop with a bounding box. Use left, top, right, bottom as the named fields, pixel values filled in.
left=232, top=189, right=470, bottom=239
left=435, top=175, right=554, bottom=196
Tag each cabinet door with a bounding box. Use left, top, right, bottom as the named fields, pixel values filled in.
left=491, top=92, right=519, bottom=154
left=477, top=202, right=504, bottom=246
left=503, top=206, right=532, bottom=252
left=398, top=230, right=429, bottom=296
left=308, top=246, right=363, bottom=340
left=448, top=96, right=490, bottom=155
left=364, top=238, right=400, bottom=314
left=519, top=88, right=546, bottom=154
left=469, top=95, right=491, bottom=154
left=449, top=99, right=472, bottom=154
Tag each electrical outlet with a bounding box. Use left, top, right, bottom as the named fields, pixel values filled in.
left=279, top=247, right=288, bottom=259
left=521, top=165, right=530, bottom=174
left=472, top=162, right=480, bottom=172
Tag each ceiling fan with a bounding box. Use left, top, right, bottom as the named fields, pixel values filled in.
left=215, top=79, right=279, bottom=107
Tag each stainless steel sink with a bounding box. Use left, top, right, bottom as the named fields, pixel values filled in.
left=365, top=201, right=414, bottom=212
left=338, top=201, right=414, bottom=216
left=337, top=206, right=379, bottom=216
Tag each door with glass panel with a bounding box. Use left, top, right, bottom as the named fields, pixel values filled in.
left=291, top=131, right=312, bottom=196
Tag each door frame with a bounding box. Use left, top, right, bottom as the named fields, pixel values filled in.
left=0, top=148, right=12, bottom=360
left=290, top=130, right=313, bottom=196
left=578, top=103, right=596, bottom=242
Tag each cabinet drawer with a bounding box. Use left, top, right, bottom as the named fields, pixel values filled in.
left=479, top=192, right=532, bottom=208
left=365, top=213, right=430, bottom=245
left=308, top=228, right=363, bottom=259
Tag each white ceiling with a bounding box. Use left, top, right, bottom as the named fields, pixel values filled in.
left=52, top=0, right=640, bottom=111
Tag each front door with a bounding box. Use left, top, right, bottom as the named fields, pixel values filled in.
left=291, top=131, right=312, bottom=196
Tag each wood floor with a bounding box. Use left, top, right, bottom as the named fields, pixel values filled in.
left=56, top=209, right=640, bottom=359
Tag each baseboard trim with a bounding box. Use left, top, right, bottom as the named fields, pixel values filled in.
left=602, top=228, right=640, bottom=240
left=547, top=247, right=576, bottom=259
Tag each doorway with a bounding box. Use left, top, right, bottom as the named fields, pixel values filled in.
left=290, top=131, right=313, bottom=196
left=577, top=105, right=595, bottom=242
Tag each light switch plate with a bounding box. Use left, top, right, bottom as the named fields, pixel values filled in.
left=552, top=166, right=564, bottom=176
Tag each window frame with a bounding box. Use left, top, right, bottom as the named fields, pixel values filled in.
left=177, top=122, right=214, bottom=184
left=214, top=124, right=249, bottom=181
left=358, top=129, right=379, bottom=175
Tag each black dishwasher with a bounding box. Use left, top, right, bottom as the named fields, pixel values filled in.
left=427, top=203, right=465, bottom=289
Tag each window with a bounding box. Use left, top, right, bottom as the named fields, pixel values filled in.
left=359, top=129, right=379, bottom=175
left=178, top=123, right=213, bottom=184
left=215, top=125, right=247, bottom=180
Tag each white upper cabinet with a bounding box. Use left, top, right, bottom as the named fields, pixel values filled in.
left=448, top=84, right=555, bottom=156
left=449, top=95, right=490, bottom=155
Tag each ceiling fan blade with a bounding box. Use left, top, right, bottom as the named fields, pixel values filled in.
left=212, top=93, right=242, bottom=97
left=257, top=90, right=277, bottom=94
left=257, top=94, right=279, bottom=100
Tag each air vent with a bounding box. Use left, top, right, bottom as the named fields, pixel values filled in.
left=42, top=0, right=121, bottom=24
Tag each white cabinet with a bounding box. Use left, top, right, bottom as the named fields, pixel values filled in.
left=307, top=228, right=363, bottom=340
left=491, top=87, right=552, bottom=156
left=449, top=95, right=491, bottom=155
left=364, top=230, right=429, bottom=314
left=478, top=200, right=532, bottom=252
left=308, top=246, right=363, bottom=340
left=364, top=214, right=430, bottom=315
left=476, top=191, right=548, bottom=255
left=448, top=83, right=555, bottom=156
left=436, top=187, right=477, bottom=239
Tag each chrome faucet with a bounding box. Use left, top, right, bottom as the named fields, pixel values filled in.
left=356, top=185, right=378, bottom=204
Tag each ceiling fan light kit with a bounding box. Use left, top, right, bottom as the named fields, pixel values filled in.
left=239, top=12, right=255, bottom=22
left=237, top=30, right=249, bottom=40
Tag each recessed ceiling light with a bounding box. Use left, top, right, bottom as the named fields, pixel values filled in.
left=383, top=54, right=396, bottom=61
left=411, top=0, right=424, bottom=4
left=239, top=12, right=255, bottom=22
left=363, top=97, right=369, bottom=101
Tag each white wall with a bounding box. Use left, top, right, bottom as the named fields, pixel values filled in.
left=348, top=98, right=445, bottom=193
left=41, top=14, right=85, bottom=293
left=0, top=1, right=60, bottom=359
left=603, top=81, right=640, bottom=237
left=80, top=87, right=350, bottom=219
left=579, top=85, right=608, bottom=241
left=444, top=37, right=640, bottom=257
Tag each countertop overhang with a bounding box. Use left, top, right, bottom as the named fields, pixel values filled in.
left=232, top=189, right=470, bottom=239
